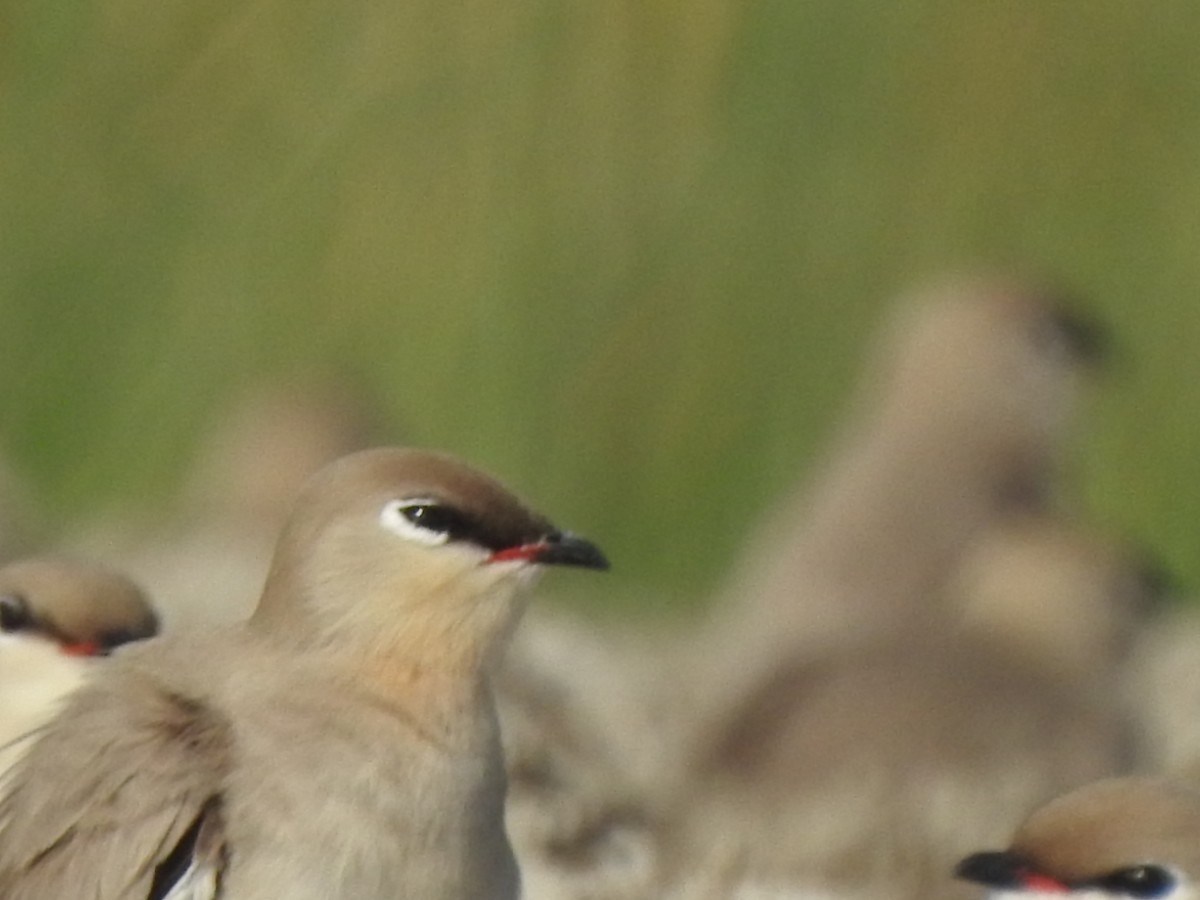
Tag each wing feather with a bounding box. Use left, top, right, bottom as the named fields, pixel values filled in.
left=0, top=665, right=230, bottom=900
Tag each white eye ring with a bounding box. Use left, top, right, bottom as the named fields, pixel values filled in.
left=379, top=499, right=450, bottom=546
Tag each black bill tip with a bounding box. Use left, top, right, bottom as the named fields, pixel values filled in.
left=955, top=851, right=1026, bottom=889
left=534, top=531, right=610, bottom=571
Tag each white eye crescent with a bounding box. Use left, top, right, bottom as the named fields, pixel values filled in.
left=379, top=499, right=451, bottom=546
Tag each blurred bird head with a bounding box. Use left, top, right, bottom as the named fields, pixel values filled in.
left=252, top=448, right=608, bottom=669
left=184, top=374, right=389, bottom=529
left=956, top=777, right=1200, bottom=900
left=872, top=274, right=1110, bottom=509
left=0, top=557, right=158, bottom=657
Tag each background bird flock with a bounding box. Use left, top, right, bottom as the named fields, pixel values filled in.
left=2, top=277, right=1199, bottom=899
left=3, top=2, right=1200, bottom=898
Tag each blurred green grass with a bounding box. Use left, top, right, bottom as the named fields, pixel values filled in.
left=2, top=0, right=1200, bottom=609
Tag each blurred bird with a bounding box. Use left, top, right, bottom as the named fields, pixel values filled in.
left=675, top=277, right=1110, bottom=845
left=498, top=607, right=681, bottom=900
left=0, top=448, right=608, bottom=900
left=0, top=557, right=158, bottom=771
left=180, top=375, right=387, bottom=530
left=1121, top=600, right=1200, bottom=782
left=70, top=374, right=390, bottom=629
left=955, top=776, right=1200, bottom=900
left=703, top=274, right=1109, bottom=673
left=670, top=516, right=1162, bottom=900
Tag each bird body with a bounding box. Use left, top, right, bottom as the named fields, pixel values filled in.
left=669, top=515, right=1158, bottom=900
left=218, top=637, right=516, bottom=900
left=0, top=448, right=608, bottom=900
left=4, top=629, right=514, bottom=900
left=673, top=628, right=1129, bottom=900
left=0, top=634, right=88, bottom=766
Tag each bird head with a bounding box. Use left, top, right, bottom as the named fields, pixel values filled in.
left=0, top=557, right=158, bottom=657
left=871, top=274, right=1109, bottom=508
left=252, top=448, right=608, bottom=670
left=956, top=777, right=1200, bottom=900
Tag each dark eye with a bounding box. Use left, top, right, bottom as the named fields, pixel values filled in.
left=1097, top=865, right=1175, bottom=898
left=401, top=504, right=464, bottom=535
left=0, top=594, right=31, bottom=632
left=381, top=499, right=482, bottom=547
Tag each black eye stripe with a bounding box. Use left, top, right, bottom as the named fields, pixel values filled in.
left=396, top=500, right=542, bottom=553
left=401, top=504, right=465, bottom=534
left=400, top=503, right=491, bottom=546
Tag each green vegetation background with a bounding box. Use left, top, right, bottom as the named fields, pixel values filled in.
left=1, top=1, right=1197, bottom=609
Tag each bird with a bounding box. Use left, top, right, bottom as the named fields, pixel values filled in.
left=0, top=556, right=158, bottom=772
left=1119, top=595, right=1200, bottom=783
left=700, top=274, right=1109, bottom=677
left=955, top=776, right=1200, bottom=899
left=666, top=515, right=1162, bottom=900
left=662, top=277, right=1112, bottom=894
left=0, top=447, right=608, bottom=900
left=178, top=374, right=390, bottom=531
left=496, top=607, right=679, bottom=900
